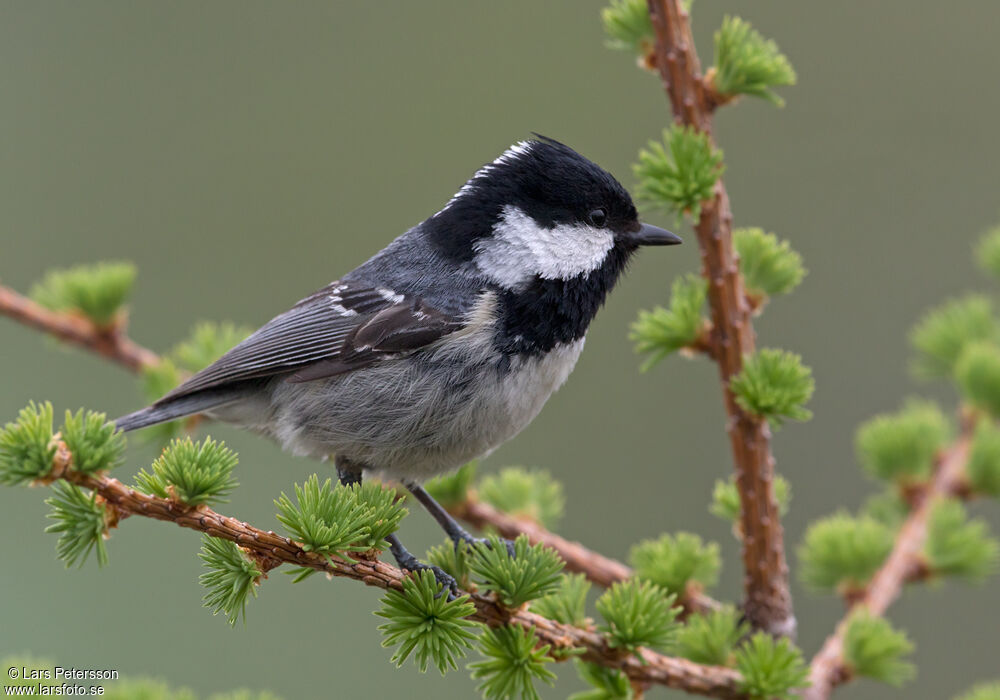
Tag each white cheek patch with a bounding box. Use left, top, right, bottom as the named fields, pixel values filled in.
left=473, top=205, right=615, bottom=289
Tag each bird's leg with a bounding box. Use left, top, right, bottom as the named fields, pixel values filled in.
left=405, top=482, right=516, bottom=557
left=334, top=457, right=457, bottom=596
left=334, top=457, right=363, bottom=487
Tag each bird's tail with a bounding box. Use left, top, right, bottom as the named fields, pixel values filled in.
left=113, top=391, right=238, bottom=433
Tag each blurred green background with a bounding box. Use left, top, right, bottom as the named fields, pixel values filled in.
left=2, top=2, right=999, bottom=698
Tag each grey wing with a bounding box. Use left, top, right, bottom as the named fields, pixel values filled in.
left=156, top=281, right=466, bottom=404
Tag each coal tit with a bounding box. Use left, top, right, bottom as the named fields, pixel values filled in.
left=115, top=137, right=680, bottom=587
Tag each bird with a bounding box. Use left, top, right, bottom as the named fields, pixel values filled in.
left=114, top=136, right=681, bottom=590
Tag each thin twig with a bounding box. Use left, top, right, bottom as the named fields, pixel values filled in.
left=0, top=284, right=159, bottom=371
left=454, top=498, right=723, bottom=615
left=645, top=0, right=795, bottom=637
left=52, top=463, right=746, bottom=698
left=803, top=432, right=973, bottom=700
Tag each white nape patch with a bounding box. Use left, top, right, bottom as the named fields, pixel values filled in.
left=376, top=287, right=405, bottom=304
left=472, top=205, right=615, bottom=289
left=434, top=141, right=534, bottom=217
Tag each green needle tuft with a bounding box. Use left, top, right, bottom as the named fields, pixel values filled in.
left=842, top=610, right=915, bottom=687
left=376, top=569, right=479, bottom=675
left=730, top=349, right=814, bottom=426
left=45, top=482, right=109, bottom=567
left=712, top=16, right=796, bottom=106
left=30, top=261, right=137, bottom=327
left=478, top=467, right=564, bottom=529
left=629, top=532, right=720, bottom=598
left=469, top=625, right=556, bottom=700
left=0, top=401, right=56, bottom=485
left=199, top=535, right=261, bottom=626
left=734, top=632, right=809, bottom=700
left=135, top=436, right=238, bottom=507
left=596, top=579, right=680, bottom=654
left=468, top=534, right=564, bottom=609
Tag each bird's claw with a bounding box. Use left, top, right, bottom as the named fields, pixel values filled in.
left=404, top=560, right=459, bottom=600
left=457, top=534, right=517, bottom=558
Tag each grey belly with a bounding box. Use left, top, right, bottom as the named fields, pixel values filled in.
left=210, top=339, right=585, bottom=481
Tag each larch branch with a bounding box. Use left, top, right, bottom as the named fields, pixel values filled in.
left=803, top=432, right=973, bottom=700
left=51, top=461, right=747, bottom=699
left=645, top=0, right=794, bottom=636
left=0, top=283, right=159, bottom=372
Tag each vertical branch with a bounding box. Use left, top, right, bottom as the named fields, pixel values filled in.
left=646, top=0, right=795, bottom=637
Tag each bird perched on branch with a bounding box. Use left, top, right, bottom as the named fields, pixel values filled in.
left=114, top=137, right=680, bottom=589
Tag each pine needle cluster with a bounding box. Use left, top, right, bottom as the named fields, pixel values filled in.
left=968, top=418, right=1000, bottom=497
left=924, top=500, right=999, bottom=583
left=631, top=274, right=708, bottom=368
left=199, top=536, right=262, bottom=626
left=634, top=125, right=725, bottom=220
left=798, top=512, right=893, bottom=592
left=673, top=606, right=749, bottom=666
left=135, top=436, right=238, bottom=507
left=569, top=661, right=632, bottom=700
left=478, top=467, right=564, bottom=528
left=530, top=573, right=591, bottom=627
left=469, top=625, right=557, bottom=700
left=733, top=228, right=806, bottom=301
left=712, top=16, right=796, bottom=106
left=910, top=296, right=997, bottom=379
left=629, top=532, right=720, bottom=598
left=44, top=482, right=110, bottom=567
left=855, top=399, right=951, bottom=485
left=841, top=610, right=915, bottom=687
left=62, top=408, right=126, bottom=474
left=468, top=534, right=564, bottom=609
left=956, top=342, right=1000, bottom=417
left=375, top=569, right=479, bottom=675
left=30, top=261, right=137, bottom=327
left=275, top=475, right=406, bottom=566
left=601, top=0, right=653, bottom=55
left=595, top=579, right=680, bottom=653
left=730, top=349, right=814, bottom=426
left=734, top=633, right=809, bottom=700
left=0, top=401, right=57, bottom=485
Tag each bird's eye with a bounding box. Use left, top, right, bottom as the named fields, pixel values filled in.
left=588, top=208, right=607, bottom=227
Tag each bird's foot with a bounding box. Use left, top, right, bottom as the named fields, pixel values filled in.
left=387, top=533, right=459, bottom=599
left=399, top=557, right=459, bottom=599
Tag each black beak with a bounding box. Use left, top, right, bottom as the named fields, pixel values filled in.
left=631, top=222, right=682, bottom=246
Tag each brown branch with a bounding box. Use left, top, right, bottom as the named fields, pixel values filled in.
left=454, top=498, right=722, bottom=616
left=0, top=284, right=159, bottom=371
left=645, top=0, right=794, bottom=636
left=50, top=464, right=746, bottom=698
left=804, top=433, right=973, bottom=700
